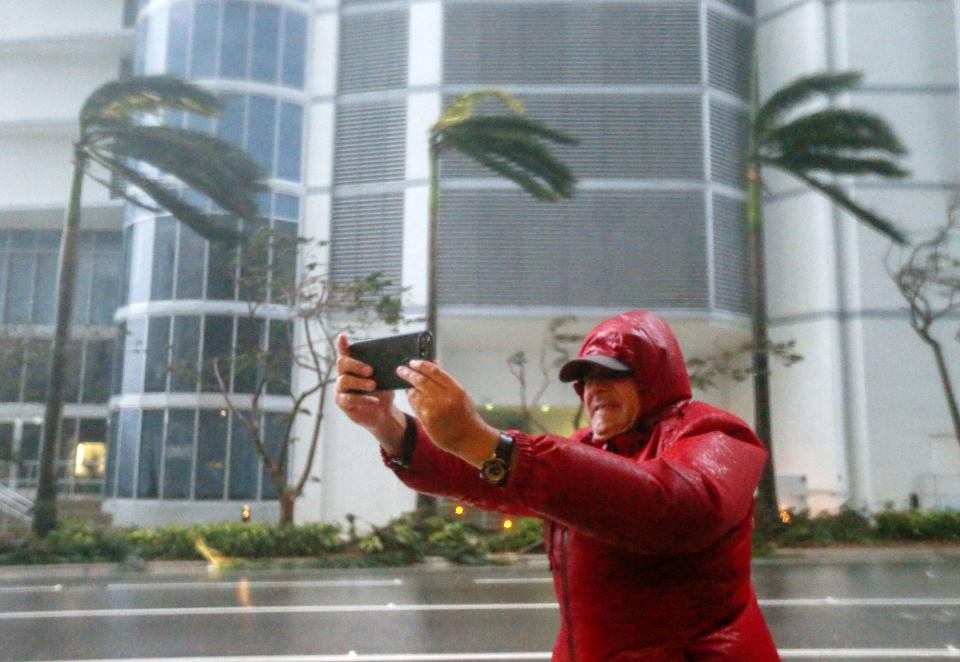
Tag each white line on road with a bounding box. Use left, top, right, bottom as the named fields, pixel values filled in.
left=105, top=579, right=405, bottom=591
left=0, top=584, right=62, bottom=594
left=5, top=597, right=960, bottom=620
left=0, top=602, right=559, bottom=620
left=33, top=648, right=960, bottom=662
left=473, top=578, right=552, bottom=584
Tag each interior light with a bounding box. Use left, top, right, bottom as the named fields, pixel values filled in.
left=219, top=409, right=228, bottom=417
left=74, top=442, right=106, bottom=478
left=779, top=509, right=792, bottom=524
left=502, top=519, right=513, bottom=530
left=241, top=504, right=252, bottom=522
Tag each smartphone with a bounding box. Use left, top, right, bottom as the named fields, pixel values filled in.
left=348, top=331, right=435, bottom=391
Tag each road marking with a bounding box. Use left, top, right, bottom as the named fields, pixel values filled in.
left=473, top=578, right=552, bottom=584
left=0, top=584, right=62, bottom=594
left=105, top=579, right=405, bottom=591
left=761, top=598, right=960, bottom=607
left=33, top=649, right=960, bottom=662
left=0, top=602, right=559, bottom=620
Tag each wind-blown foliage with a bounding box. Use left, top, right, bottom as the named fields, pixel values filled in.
left=33, top=76, right=267, bottom=536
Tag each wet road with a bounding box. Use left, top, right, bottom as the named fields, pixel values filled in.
left=1, top=557, right=959, bottom=661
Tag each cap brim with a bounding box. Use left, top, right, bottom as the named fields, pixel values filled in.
left=558, top=355, right=632, bottom=383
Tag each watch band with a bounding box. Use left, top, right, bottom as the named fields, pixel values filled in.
left=479, top=431, right=515, bottom=486
left=388, top=413, right=418, bottom=468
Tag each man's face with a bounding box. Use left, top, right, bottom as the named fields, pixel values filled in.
left=583, top=368, right=643, bottom=441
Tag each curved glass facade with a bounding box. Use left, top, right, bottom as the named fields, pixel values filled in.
left=108, top=0, right=309, bottom=503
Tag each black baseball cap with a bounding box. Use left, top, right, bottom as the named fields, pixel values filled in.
left=558, top=355, right=632, bottom=383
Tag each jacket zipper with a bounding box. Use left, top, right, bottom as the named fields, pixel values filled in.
left=559, top=527, right=575, bottom=661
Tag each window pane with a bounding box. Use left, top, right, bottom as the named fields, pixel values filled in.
left=247, top=96, right=276, bottom=176
left=105, top=412, right=119, bottom=497
left=151, top=217, right=176, bottom=301
left=111, top=324, right=126, bottom=396
left=205, top=235, right=236, bottom=301
left=83, top=338, right=113, bottom=403
left=166, top=1, right=191, bottom=76
left=117, top=410, right=140, bottom=498
left=202, top=315, right=233, bottom=391
left=138, top=410, right=164, bottom=498
left=23, top=338, right=51, bottom=402
left=121, top=317, right=147, bottom=394
left=228, top=413, right=258, bottom=499
left=170, top=315, right=200, bottom=391
left=72, top=253, right=94, bottom=324
left=0, top=423, right=13, bottom=461
left=63, top=339, right=83, bottom=403
left=31, top=253, right=57, bottom=324
left=20, top=423, right=41, bottom=462
left=266, top=319, right=292, bottom=395
left=281, top=12, right=306, bottom=88
left=190, top=0, right=219, bottom=78
left=58, top=418, right=77, bottom=462
left=0, top=337, right=23, bottom=401
left=217, top=94, right=245, bottom=148
left=0, top=250, right=8, bottom=320
left=238, top=218, right=268, bottom=302
left=90, top=252, right=121, bottom=325
left=5, top=253, right=34, bottom=323
left=260, top=413, right=285, bottom=499
left=233, top=317, right=264, bottom=393
left=195, top=410, right=227, bottom=499
left=277, top=102, right=303, bottom=181
left=220, top=2, right=250, bottom=79
left=127, top=221, right=153, bottom=305
left=270, top=221, right=298, bottom=304
left=274, top=194, right=299, bottom=221
left=144, top=316, right=171, bottom=392
left=164, top=408, right=195, bottom=499
left=251, top=4, right=280, bottom=83
left=175, top=225, right=204, bottom=300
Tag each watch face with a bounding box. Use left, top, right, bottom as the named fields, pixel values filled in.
left=481, top=457, right=509, bottom=485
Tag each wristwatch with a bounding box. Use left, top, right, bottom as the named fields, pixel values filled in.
left=479, top=432, right=515, bottom=486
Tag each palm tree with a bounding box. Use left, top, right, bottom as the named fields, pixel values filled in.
left=425, top=90, right=578, bottom=340
left=747, top=70, right=909, bottom=529
left=33, top=76, right=266, bottom=536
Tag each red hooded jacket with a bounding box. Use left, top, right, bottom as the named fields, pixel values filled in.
left=384, top=311, right=780, bottom=661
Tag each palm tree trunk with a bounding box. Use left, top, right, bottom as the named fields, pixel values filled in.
left=747, top=165, right=780, bottom=532
left=416, top=139, right=440, bottom=517
left=33, top=147, right=87, bottom=537
left=922, top=333, right=960, bottom=448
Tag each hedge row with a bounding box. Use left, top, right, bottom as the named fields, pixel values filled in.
left=758, top=508, right=960, bottom=547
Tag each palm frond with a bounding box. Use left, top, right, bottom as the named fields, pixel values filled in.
left=432, top=89, right=525, bottom=132
left=448, top=115, right=579, bottom=146
left=100, top=156, right=242, bottom=242
left=99, top=124, right=266, bottom=222
left=81, top=75, right=222, bottom=126
left=450, top=139, right=564, bottom=201
left=783, top=168, right=908, bottom=244
left=443, top=128, right=576, bottom=197
left=756, top=71, right=862, bottom=132
left=762, top=109, right=907, bottom=155
left=765, top=153, right=908, bottom=178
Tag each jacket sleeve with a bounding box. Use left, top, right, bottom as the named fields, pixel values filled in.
left=381, top=418, right=538, bottom=517
left=504, top=411, right=768, bottom=554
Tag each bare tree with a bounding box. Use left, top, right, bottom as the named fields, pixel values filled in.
left=887, top=203, right=960, bottom=446
left=686, top=340, right=802, bottom=392
left=199, top=228, right=405, bottom=525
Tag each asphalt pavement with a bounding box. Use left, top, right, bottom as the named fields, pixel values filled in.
left=1, top=551, right=959, bottom=661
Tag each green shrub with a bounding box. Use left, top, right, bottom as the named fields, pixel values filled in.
left=486, top=517, right=544, bottom=552
left=875, top=508, right=960, bottom=542
left=775, top=508, right=874, bottom=546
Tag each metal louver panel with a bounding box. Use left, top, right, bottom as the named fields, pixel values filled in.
left=338, top=9, right=408, bottom=94
left=707, top=10, right=753, bottom=99
left=334, top=101, right=407, bottom=185
left=710, top=100, right=748, bottom=189
left=330, top=193, right=404, bottom=292
left=441, top=94, right=704, bottom=181
left=437, top=191, right=708, bottom=309
left=444, top=3, right=701, bottom=86
left=712, top=195, right=749, bottom=314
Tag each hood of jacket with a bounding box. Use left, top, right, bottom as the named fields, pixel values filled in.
left=572, top=310, right=692, bottom=420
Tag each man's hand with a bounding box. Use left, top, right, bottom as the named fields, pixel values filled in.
left=398, top=360, right=499, bottom=467
left=335, top=334, right=406, bottom=453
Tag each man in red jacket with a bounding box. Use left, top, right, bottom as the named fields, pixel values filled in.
left=336, top=310, right=780, bottom=661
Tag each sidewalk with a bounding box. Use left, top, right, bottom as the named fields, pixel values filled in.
left=1, top=545, right=959, bottom=581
